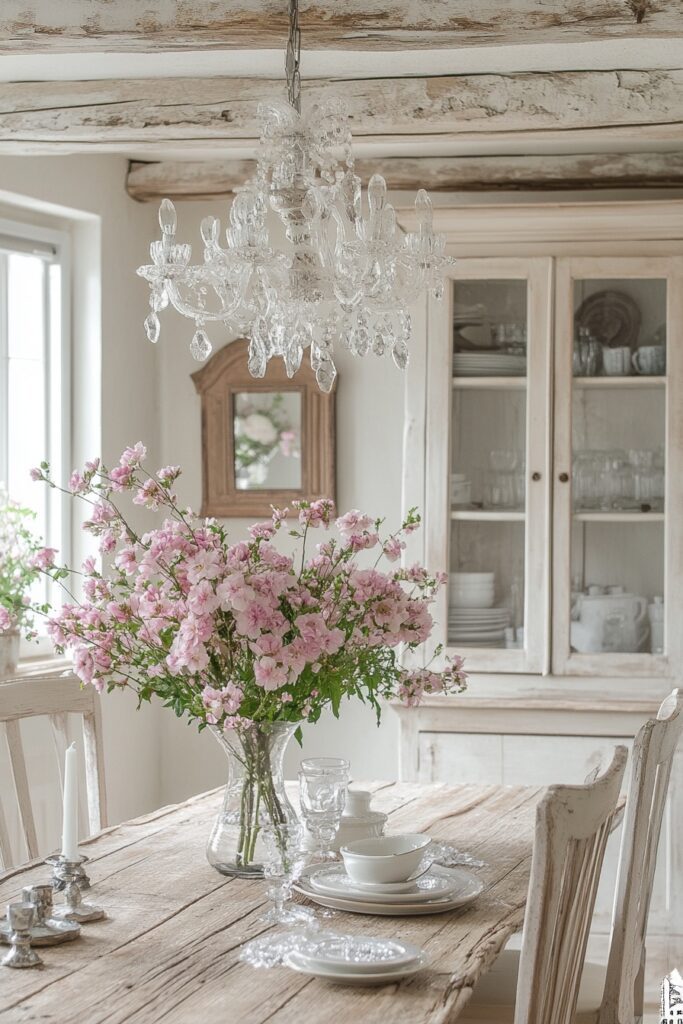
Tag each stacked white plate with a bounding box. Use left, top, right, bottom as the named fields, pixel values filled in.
left=453, top=352, right=527, bottom=377
left=284, top=934, right=429, bottom=986
left=294, top=863, right=483, bottom=918
left=448, top=606, right=511, bottom=648
left=450, top=572, right=495, bottom=609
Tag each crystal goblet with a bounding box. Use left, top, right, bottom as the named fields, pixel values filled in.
left=260, top=823, right=314, bottom=927
left=298, top=757, right=350, bottom=866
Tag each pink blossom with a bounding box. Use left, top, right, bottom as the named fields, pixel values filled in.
left=68, top=470, right=87, bottom=493
left=280, top=691, right=293, bottom=703
left=115, top=547, right=137, bottom=575
left=336, top=509, right=373, bottom=537
left=279, top=431, right=296, bottom=457
left=99, top=529, right=117, bottom=554
left=110, top=465, right=134, bottom=491
left=157, top=465, right=180, bottom=486
left=383, top=537, right=405, bottom=562
left=29, top=467, right=42, bottom=481
left=187, top=580, right=220, bottom=617
left=248, top=521, right=276, bottom=541
left=254, top=656, right=288, bottom=691
left=133, top=479, right=163, bottom=509
left=120, top=442, right=147, bottom=467
left=30, top=547, right=57, bottom=570
left=294, top=498, right=335, bottom=529
left=271, top=506, right=288, bottom=524
left=345, top=531, right=380, bottom=553
left=0, top=607, right=14, bottom=632
left=85, top=458, right=100, bottom=473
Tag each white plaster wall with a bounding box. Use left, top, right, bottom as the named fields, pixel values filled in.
left=157, top=200, right=406, bottom=804
left=0, top=155, right=163, bottom=825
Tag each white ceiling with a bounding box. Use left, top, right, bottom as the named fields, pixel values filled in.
left=2, top=37, right=683, bottom=82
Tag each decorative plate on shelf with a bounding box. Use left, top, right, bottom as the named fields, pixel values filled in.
left=575, top=290, right=641, bottom=350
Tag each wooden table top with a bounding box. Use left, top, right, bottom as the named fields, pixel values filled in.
left=0, top=781, right=544, bottom=1024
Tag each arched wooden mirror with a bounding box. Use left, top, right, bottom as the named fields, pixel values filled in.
left=192, top=338, right=336, bottom=518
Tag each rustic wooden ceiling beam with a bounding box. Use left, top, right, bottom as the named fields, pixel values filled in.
left=1, top=70, right=682, bottom=154
left=127, top=152, right=683, bottom=201
left=0, top=1, right=680, bottom=52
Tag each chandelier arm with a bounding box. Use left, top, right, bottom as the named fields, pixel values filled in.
left=165, top=279, right=242, bottom=323
left=286, top=0, right=301, bottom=113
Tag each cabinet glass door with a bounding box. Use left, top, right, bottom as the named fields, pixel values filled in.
left=552, top=257, right=683, bottom=676
left=426, top=259, right=551, bottom=674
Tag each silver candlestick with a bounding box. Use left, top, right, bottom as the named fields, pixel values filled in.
left=48, top=857, right=105, bottom=924
left=1, top=885, right=81, bottom=946
left=2, top=903, right=42, bottom=968
left=46, top=852, right=91, bottom=890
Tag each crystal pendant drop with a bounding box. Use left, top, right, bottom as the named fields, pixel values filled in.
left=392, top=338, right=409, bottom=370
left=190, top=328, right=212, bottom=361
left=144, top=312, right=160, bottom=343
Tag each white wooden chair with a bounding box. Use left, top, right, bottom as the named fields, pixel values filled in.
left=598, top=688, right=683, bottom=1024
left=460, top=745, right=628, bottom=1024
left=0, top=667, right=107, bottom=869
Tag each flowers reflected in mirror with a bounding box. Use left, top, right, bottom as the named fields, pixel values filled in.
left=233, top=392, right=301, bottom=491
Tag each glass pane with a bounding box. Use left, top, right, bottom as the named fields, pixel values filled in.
left=570, top=522, right=664, bottom=655
left=449, top=521, right=525, bottom=650
left=572, top=386, right=665, bottom=514
left=452, top=389, right=526, bottom=511
left=233, top=391, right=302, bottom=491
left=570, top=277, right=666, bottom=656
left=573, top=278, right=666, bottom=379
left=453, top=279, right=527, bottom=378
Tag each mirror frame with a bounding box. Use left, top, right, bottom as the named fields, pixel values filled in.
left=192, top=338, right=336, bottom=517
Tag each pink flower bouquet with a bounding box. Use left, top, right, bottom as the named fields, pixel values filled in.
left=30, top=444, right=466, bottom=872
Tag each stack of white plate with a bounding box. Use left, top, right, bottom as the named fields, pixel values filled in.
left=450, top=572, right=495, bottom=609
left=448, top=606, right=511, bottom=648
left=294, top=863, right=483, bottom=920
left=453, top=352, right=527, bottom=377
left=284, top=934, right=429, bottom=986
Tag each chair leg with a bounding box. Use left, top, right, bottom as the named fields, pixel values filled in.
left=634, top=947, right=645, bottom=1022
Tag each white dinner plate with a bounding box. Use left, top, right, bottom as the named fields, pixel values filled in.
left=308, top=864, right=459, bottom=903
left=285, top=950, right=429, bottom=985
left=294, top=867, right=483, bottom=916
left=294, top=935, right=424, bottom=973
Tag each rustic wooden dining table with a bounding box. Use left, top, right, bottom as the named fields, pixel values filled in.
left=0, top=781, right=544, bottom=1024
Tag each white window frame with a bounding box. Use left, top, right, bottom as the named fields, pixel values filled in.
left=0, top=217, right=72, bottom=659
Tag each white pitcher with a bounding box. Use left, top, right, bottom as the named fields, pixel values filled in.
left=576, top=593, right=648, bottom=653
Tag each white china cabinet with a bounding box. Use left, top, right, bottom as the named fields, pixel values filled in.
left=394, top=199, right=683, bottom=954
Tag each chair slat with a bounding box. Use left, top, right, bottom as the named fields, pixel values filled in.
left=5, top=719, right=39, bottom=860
left=82, top=709, right=107, bottom=834
left=0, top=785, right=13, bottom=869
left=49, top=712, right=69, bottom=796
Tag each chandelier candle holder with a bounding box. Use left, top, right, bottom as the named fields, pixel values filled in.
left=137, top=0, right=454, bottom=392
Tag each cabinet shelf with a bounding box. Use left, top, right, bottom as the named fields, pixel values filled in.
left=451, top=509, right=526, bottom=522
left=572, top=511, right=664, bottom=523
left=573, top=376, right=666, bottom=389
left=452, top=376, right=526, bottom=389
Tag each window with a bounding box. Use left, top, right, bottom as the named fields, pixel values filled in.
left=0, top=219, right=70, bottom=651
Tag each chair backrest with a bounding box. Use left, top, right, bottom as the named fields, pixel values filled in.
left=515, top=745, right=628, bottom=1024
left=599, top=689, right=683, bottom=1024
left=0, top=667, right=107, bottom=869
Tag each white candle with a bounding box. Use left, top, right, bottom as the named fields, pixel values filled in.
left=61, top=742, right=79, bottom=862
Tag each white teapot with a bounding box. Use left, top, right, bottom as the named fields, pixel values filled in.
left=572, top=592, right=648, bottom=653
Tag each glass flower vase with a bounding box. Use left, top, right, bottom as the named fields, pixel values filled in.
left=206, top=721, right=298, bottom=878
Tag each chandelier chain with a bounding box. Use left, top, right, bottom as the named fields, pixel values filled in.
left=286, top=0, right=302, bottom=113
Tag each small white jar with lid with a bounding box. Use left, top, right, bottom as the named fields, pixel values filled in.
left=332, top=789, right=388, bottom=852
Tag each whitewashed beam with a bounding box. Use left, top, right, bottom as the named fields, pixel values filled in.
left=127, top=152, right=683, bottom=201
left=0, top=1, right=680, bottom=52
left=1, top=70, right=683, bottom=154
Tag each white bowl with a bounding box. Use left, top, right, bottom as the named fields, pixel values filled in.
left=340, top=833, right=432, bottom=885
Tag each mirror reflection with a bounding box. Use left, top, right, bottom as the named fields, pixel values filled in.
left=233, top=391, right=302, bottom=491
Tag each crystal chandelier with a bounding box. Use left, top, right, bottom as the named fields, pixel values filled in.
left=137, top=0, right=454, bottom=392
